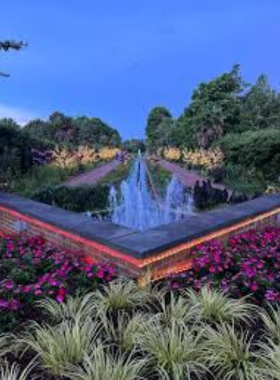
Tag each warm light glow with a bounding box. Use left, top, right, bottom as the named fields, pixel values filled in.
left=140, top=207, right=280, bottom=267
left=1, top=203, right=280, bottom=281
left=151, top=261, right=192, bottom=281
left=0, top=205, right=142, bottom=267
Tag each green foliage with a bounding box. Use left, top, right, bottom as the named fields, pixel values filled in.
left=0, top=40, right=26, bottom=51
left=23, top=113, right=122, bottom=149
left=146, top=107, right=175, bottom=150
left=240, top=74, right=280, bottom=132
left=221, top=129, right=280, bottom=181
left=176, top=64, right=243, bottom=149
left=0, top=118, right=47, bottom=187
left=0, top=362, right=34, bottom=380
left=146, top=66, right=280, bottom=193
left=99, top=159, right=133, bottom=189
left=20, top=319, right=102, bottom=377
left=259, top=304, right=280, bottom=345
left=31, top=184, right=110, bottom=213
left=7, top=164, right=74, bottom=197
left=186, top=287, right=254, bottom=325
left=36, top=293, right=97, bottom=325
left=122, top=139, right=146, bottom=153
left=204, top=324, right=258, bottom=380
left=93, top=278, right=149, bottom=316
left=138, top=320, right=208, bottom=379
left=224, top=164, right=266, bottom=197
left=67, top=347, right=148, bottom=380
left=147, top=162, right=171, bottom=196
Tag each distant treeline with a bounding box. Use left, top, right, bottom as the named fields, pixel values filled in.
left=0, top=112, right=121, bottom=183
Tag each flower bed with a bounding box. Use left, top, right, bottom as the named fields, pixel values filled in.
left=168, top=226, right=280, bottom=305
left=0, top=234, right=115, bottom=332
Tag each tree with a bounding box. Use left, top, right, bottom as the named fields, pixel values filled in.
left=146, top=106, right=175, bottom=150
left=176, top=65, right=244, bottom=148
left=123, top=139, right=146, bottom=153
left=0, top=39, right=27, bottom=77
left=0, top=118, right=33, bottom=181
left=240, top=74, right=280, bottom=131
left=23, top=119, right=51, bottom=142
left=23, top=113, right=122, bottom=149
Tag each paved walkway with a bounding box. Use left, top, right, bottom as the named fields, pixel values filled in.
left=65, top=160, right=120, bottom=187
left=157, top=159, right=232, bottom=195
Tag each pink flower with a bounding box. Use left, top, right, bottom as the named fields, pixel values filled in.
left=56, top=288, right=67, bottom=303
left=250, top=283, right=259, bottom=292
left=8, top=299, right=20, bottom=311
left=23, top=285, right=32, bottom=293
left=265, top=290, right=279, bottom=302
left=97, top=270, right=104, bottom=279
left=0, top=299, right=8, bottom=309
left=2, top=280, right=14, bottom=290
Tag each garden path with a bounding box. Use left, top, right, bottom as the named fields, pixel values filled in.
left=157, top=159, right=233, bottom=195
left=65, top=160, right=120, bottom=187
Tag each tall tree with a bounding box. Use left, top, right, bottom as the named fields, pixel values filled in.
left=146, top=106, right=174, bottom=150
left=0, top=39, right=27, bottom=77
left=240, top=74, right=280, bottom=131
left=176, top=65, right=244, bottom=148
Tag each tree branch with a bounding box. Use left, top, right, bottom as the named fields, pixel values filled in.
left=0, top=40, right=27, bottom=51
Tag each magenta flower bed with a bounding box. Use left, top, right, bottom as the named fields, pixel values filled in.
left=0, top=234, right=115, bottom=331
left=168, top=226, right=280, bottom=305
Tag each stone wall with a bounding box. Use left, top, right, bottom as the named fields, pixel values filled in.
left=1, top=191, right=280, bottom=281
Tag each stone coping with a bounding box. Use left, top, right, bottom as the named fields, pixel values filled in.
left=1, top=191, right=280, bottom=259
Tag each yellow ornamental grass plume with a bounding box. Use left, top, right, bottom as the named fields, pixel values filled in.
left=76, top=146, right=98, bottom=165
left=182, top=148, right=224, bottom=171
left=98, top=147, right=120, bottom=161
left=52, top=148, right=78, bottom=169
left=52, top=146, right=101, bottom=168
left=265, top=185, right=280, bottom=195
left=163, top=148, right=182, bottom=161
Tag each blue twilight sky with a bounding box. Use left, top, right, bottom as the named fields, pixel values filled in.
left=0, top=0, right=280, bottom=139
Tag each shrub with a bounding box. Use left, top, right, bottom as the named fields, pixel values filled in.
left=138, top=320, right=208, bottom=379
left=193, top=179, right=229, bottom=209
left=204, top=324, right=258, bottom=380
left=186, top=286, right=254, bottom=325
left=8, top=164, right=74, bottom=197
left=220, top=129, right=280, bottom=181
left=36, top=293, right=97, bottom=324
left=31, top=184, right=110, bottom=213
left=94, top=278, right=149, bottom=316
left=20, top=318, right=101, bottom=377
left=66, top=346, right=148, bottom=380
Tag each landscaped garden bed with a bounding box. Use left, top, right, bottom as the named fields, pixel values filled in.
left=167, top=225, right=280, bottom=305
left=1, top=226, right=280, bottom=378
left=0, top=234, right=115, bottom=333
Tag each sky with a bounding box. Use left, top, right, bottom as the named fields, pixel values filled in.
left=0, top=0, right=280, bottom=139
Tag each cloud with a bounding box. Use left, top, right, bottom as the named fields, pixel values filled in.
left=0, top=103, right=37, bottom=126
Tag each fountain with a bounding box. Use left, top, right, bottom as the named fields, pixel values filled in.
left=109, top=151, right=194, bottom=231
